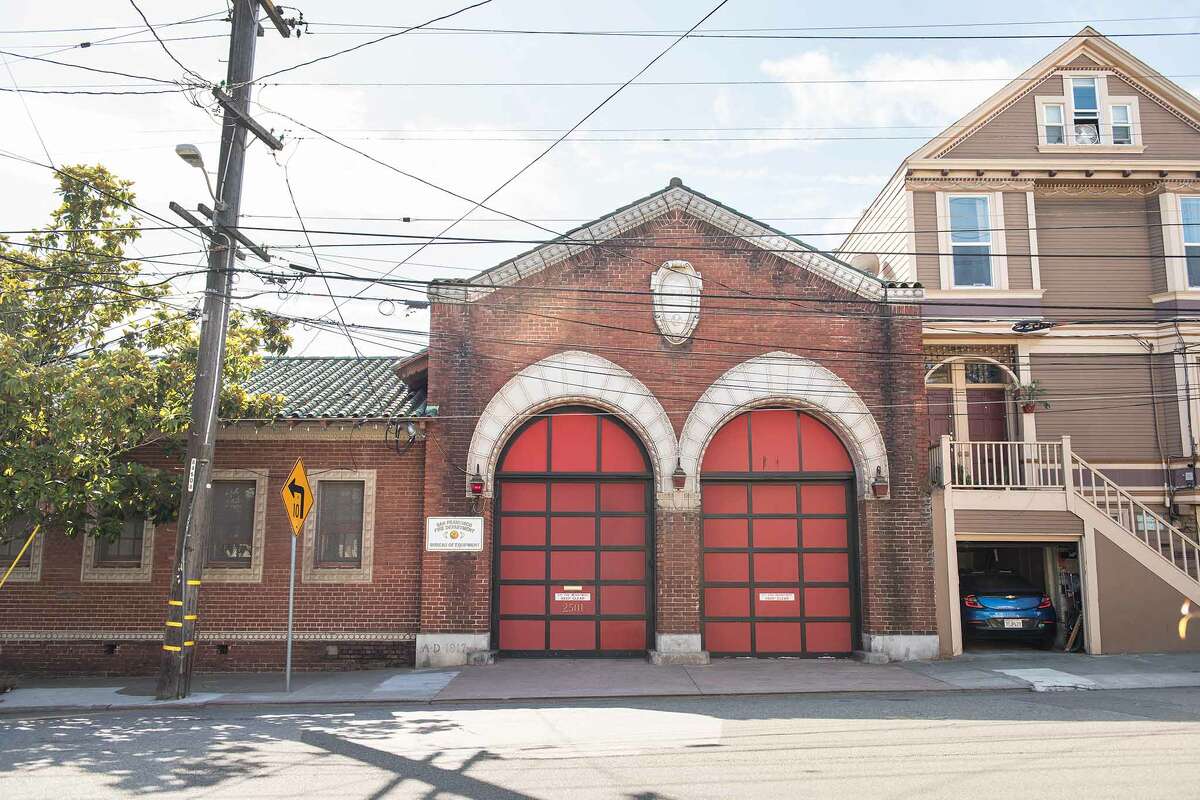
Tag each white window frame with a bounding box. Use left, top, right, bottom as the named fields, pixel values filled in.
left=1109, top=102, right=1133, bottom=145
left=81, top=516, right=155, bottom=583
left=1036, top=99, right=1066, bottom=145
left=1, top=521, right=44, bottom=583
left=1182, top=196, right=1200, bottom=289
left=1158, top=194, right=1200, bottom=294
left=936, top=191, right=1009, bottom=290
left=301, top=468, right=376, bottom=584
left=203, top=469, right=269, bottom=583
left=1035, top=72, right=1144, bottom=153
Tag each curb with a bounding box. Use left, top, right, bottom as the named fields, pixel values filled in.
left=0, top=683, right=1033, bottom=718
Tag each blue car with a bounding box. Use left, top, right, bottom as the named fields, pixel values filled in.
left=959, top=571, right=1057, bottom=649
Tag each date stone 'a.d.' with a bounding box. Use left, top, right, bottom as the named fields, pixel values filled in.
left=651, top=260, right=702, bottom=345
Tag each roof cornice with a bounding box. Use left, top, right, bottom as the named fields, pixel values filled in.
left=429, top=182, right=896, bottom=304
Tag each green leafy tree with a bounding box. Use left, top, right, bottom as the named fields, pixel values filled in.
left=0, top=165, right=290, bottom=546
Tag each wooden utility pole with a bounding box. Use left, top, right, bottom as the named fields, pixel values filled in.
left=156, top=0, right=290, bottom=700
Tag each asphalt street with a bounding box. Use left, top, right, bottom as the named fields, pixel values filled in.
left=2, top=688, right=1200, bottom=799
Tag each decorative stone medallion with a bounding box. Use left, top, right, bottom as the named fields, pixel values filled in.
left=651, top=260, right=702, bottom=345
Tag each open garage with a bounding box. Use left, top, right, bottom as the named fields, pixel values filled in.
left=955, top=541, right=1083, bottom=652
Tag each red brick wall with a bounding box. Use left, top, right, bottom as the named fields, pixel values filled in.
left=0, top=436, right=425, bottom=675
left=421, top=208, right=934, bottom=645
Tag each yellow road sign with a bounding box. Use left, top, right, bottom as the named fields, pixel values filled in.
left=280, top=457, right=313, bottom=536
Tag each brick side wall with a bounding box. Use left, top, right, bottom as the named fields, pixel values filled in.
left=0, top=437, right=425, bottom=675
left=421, top=209, right=935, bottom=645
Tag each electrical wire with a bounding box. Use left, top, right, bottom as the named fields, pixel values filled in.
left=243, top=0, right=495, bottom=86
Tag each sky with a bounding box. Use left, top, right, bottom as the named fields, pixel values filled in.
left=2, top=1, right=1198, bottom=356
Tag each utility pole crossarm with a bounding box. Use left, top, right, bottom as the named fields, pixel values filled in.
left=257, top=0, right=293, bottom=38
left=212, top=88, right=285, bottom=151
left=169, top=202, right=248, bottom=262
left=197, top=203, right=271, bottom=262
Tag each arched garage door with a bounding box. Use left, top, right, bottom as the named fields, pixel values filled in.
left=701, top=408, right=857, bottom=656
left=494, top=407, right=653, bottom=656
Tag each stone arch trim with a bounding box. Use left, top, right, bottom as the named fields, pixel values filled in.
left=924, top=354, right=1020, bottom=385
left=466, top=350, right=677, bottom=495
left=678, top=352, right=889, bottom=497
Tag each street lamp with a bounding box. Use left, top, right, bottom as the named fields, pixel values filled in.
left=175, top=144, right=225, bottom=210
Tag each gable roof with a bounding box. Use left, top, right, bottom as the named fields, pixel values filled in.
left=909, top=26, right=1200, bottom=162
left=239, top=356, right=425, bottom=420
left=429, top=179, right=912, bottom=303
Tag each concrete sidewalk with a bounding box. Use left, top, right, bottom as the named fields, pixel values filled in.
left=3, top=649, right=1200, bottom=715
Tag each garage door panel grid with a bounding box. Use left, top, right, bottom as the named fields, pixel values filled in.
left=494, top=409, right=653, bottom=656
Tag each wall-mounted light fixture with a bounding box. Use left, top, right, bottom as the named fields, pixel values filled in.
left=871, top=467, right=889, bottom=498
left=469, top=466, right=484, bottom=496
left=672, top=459, right=687, bottom=491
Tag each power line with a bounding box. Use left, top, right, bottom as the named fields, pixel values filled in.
left=328, top=0, right=733, bottom=318
left=245, top=0, right=495, bottom=86
left=126, top=0, right=210, bottom=86
left=275, top=152, right=361, bottom=356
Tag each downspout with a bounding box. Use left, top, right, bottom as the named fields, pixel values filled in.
left=1137, top=337, right=1174, bottom=514
left=1175, top=322, right=1199, bottom=466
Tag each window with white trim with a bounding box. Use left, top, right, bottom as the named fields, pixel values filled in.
left=301, top=469, right=376, bottom=584
left=1184, top=197, right=1200, bottom=289
left=948, top=195, right=993, bottom=287
left=81, top=514, right=155, bottom=583
left=1110, top=104, right=1133, bottom=145
left=0, top=516, right=35, bottom=572
left=315, top=480, right=365, bottom=567
left=203, top=469, right=267, bottom=583
left=1035, top=74, right=1142, bottom=149
left=1042, top=103, right=1065, bottom=144
left=95, top=514, right=147, bottom=566
left=1069, top=77, right=1100, bottom=144
left=208, top=480, right=256, bottom=567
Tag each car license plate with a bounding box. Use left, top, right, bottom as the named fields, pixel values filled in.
left=1003, top=619, right=1024, bottom=629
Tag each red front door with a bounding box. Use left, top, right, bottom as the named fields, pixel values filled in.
left=967, top=388, right=1008, bottom=441
left=700, top=409, right=857, bottom=657
left=494, top=408, right=652, bottom=655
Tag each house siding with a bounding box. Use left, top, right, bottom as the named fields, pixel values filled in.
left=1031, top=352, right=1182, bottom=462
left=1002, top=191, right=1035, bottom=290
left=1036, top=195, right=1155, bottom=309
left=912, top=191, right=941, bottom=287
left=942, top=73, right=1200, bottom=160
left=954, top=509, right=1083, bottom=536
left=1096, top=534, right=1200, bottom=652
left=838, top=171, right=914, bottom=282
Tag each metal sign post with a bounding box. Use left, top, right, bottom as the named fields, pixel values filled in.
left=279, top=457, right=313, bottom=693
left=286, top=532, right=296, bottom=692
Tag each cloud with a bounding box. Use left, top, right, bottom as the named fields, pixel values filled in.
left=760, top=50, right=1017, bottom=136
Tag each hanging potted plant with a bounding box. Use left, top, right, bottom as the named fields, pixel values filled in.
left=1015, top=380, right=1050, bottom=414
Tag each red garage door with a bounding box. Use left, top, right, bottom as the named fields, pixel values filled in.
left=494, top=407, right=652, bottom=656
left=701, top=409, right=857, bottom=656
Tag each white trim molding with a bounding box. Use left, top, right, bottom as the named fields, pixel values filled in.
left=677, top=352, right=889, bottom=497
left=81, top=518, right=155, bottom=583
left=203, top=469, right=269, bottom=584
left=430, top=182, right=889, bottom=304
left=465, top=350, right=677, bottom=496
left=301, top=468, right=377, bottom=584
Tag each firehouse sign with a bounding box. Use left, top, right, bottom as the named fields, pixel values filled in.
left=280, top=458, right=313, bottom=536
left=426, top=517, right=484, bottom=552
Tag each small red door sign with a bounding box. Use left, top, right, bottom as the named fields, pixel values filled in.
left=758, top=592, right=796, bottom=602
left=554, top=592, right=591, bottom=601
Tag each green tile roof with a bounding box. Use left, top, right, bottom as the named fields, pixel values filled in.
left=241, top=356, right=425, bottom=420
